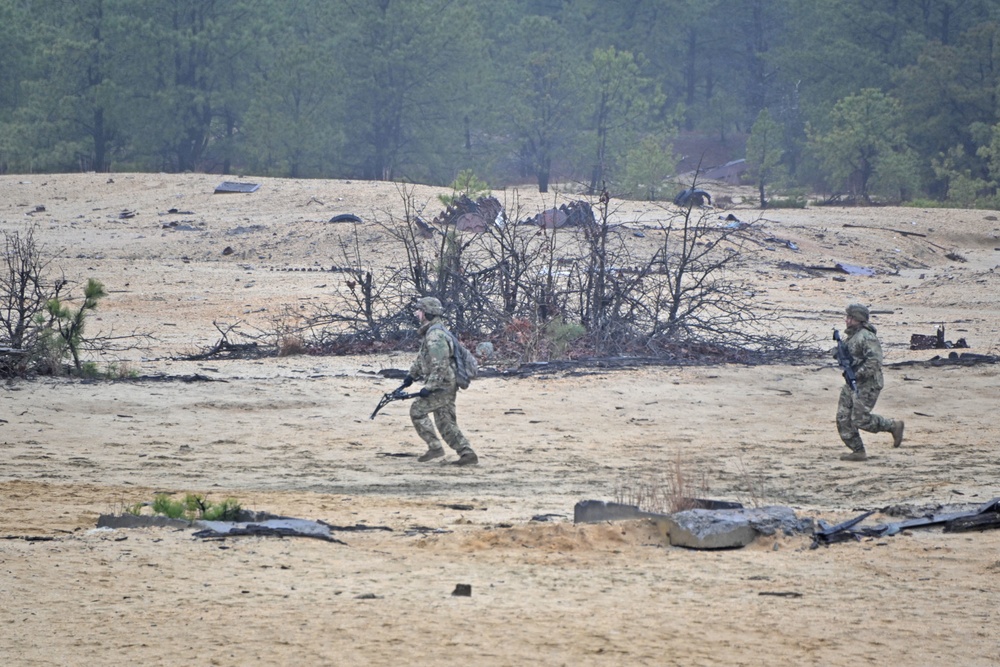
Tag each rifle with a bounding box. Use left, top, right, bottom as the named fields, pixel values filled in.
left=833, top=329, right=859, bottom=394
left=369, top=384, right=438, bottom=419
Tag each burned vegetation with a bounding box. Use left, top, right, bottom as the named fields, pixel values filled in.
left=184, top=188, right=809, bottom=371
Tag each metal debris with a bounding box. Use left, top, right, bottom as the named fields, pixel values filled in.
left=812, top=498, right=1000, bottom=547
left=214, top=181, right=260, bottom=194
left=909, top=324, right=969, bottom=350
left=329, top=213, right=362, bottom=223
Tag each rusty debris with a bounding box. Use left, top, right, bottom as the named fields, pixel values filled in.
left=909, top=324, right=968, bottom=350
left=429, top=196, right=597, bottom=233
left=520, top=200, right=595, bottom=229
left=432, top=195, right=504, bottom=232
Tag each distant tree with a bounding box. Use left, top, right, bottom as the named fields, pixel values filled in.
left=585, top=47, right=658, bottom=194
left=333, top=0, right=485, bottom=182
left=978, top=122, right=1000, bottom=187
left=620, top=133, right=679, bottom=201
left=0, top=0, right=128, bottom=172
left=729, top=0, right=790, bottom=127
left=496, top=14, right=586, bottom=193
left=0, top=2, right=38, bottom=170
left=118, top=0, right=262, bottom=172
left=896, top=21, right=1000, bottom=197
left=745, top=108, right=784, bottom=207
left=809, top=88, right=911, bottom=202
left=240, top=3, right=344, bottom=178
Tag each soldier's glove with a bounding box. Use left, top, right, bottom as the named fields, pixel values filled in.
left=402, top=374, right=414, bottom=388
left=418, top=387, right=432, bottom=398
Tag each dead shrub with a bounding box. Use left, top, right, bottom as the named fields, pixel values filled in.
left=614, top=452, right=710, bottom=514
left=734, top=450, right=769, bottom=508
left=278, top=335, right=307, bottom=357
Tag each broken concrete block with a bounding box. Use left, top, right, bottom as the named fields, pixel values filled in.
left=665, top=510, right=758, bottom=549
left=96, top=514, right=191, bottom=530
left=574, top=500, right=658, bottom=523
left=665, top=506, right=813, bottom=550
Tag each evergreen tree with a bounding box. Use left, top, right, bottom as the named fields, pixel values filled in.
left=745, top=108, right=784, bottom=207
left=2, top=0, right=129, bottom=172
left=585, top=47, right=659, bottom=194
left=496, top=14, right=586, bottom=192
left=333, top=0, right=485, bottom=183
left=809, top=88, right=912, bottom=202
left=240, top=1, right=345, bottom=177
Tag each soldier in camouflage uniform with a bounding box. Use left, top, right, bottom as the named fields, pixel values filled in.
left=835, top=304, right=905, bottom=461
left=402, top=297, right=478, bottom=466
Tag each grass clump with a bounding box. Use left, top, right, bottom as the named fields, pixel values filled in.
left=123, top=501, right=145, bottom=516
left=151, top=493, right=242, bottom=521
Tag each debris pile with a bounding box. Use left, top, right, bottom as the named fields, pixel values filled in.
left=576, top=497, right=1000, bottom=551
left=520, top=200, right=595, bottom=229
left=812, top=497, right=1000, bottom=547
left=429, top=196, right=597, bottom=233
left=432, top=195, right=504, bottom=232
left=574, top=499, right=813, bottom=550
left=909, top=324, right=969, bottom=350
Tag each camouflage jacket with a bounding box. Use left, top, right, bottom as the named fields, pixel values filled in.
left=409, top=319, right=457, bottom=391
left=842, top=323, right=884, bottom=389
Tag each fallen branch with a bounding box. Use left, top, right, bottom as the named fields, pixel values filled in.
left=180, top=320, right=271, bottom=361
left=886, top=353, right=1000, bottom=369
left=842, top=223, right=927, bottom=238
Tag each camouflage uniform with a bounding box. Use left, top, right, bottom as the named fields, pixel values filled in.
left=408, top=298, right=476, bottom=464
left=835, top=304, right=902, bottom=455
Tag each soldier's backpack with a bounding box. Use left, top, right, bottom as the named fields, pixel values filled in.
left=431, top=324, right=479, bottom=389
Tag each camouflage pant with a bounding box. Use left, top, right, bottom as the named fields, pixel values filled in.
left=409, top=388, right=471, bottom=453
left=836, top=383, right=894, bottom=452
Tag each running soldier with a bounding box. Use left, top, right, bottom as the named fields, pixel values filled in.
left=834, top=304, right=905, bottom=461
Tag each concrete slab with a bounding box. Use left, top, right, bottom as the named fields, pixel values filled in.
left=666, top=506, right=814, bottom=550
left=96, top=514, right=191, bottom=530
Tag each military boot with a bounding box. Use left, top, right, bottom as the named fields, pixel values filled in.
left=452, top=447, right=479, bottom=466
left=890, top=420, right=905, bottom=448
left=839, top=449, right=868, bottom=462
left=418, top=447, right=445, bottom=462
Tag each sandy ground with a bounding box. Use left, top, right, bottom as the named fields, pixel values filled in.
left=1, top=173, right=999, bottom=666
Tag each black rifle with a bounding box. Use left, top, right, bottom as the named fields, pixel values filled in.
left=833, top=329, right=859, bottom=394
left=370, top=385, right=438, bottom=420
left=370, top=384, right=419, bottom=420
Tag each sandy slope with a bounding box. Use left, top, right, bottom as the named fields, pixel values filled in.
left=1, top=173, right=999, bottom=666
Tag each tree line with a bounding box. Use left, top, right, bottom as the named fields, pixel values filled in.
left=3, top=0, right=1000, bottom=206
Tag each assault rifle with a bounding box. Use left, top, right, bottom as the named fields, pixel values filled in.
left=369, top=384, right=437, bottom=419
left=833, top=329, right=859, bottom=394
